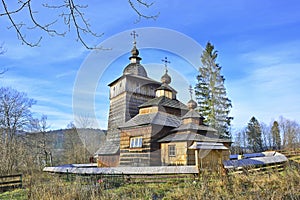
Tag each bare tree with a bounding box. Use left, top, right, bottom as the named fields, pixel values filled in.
left=74, top=114, right=94, bottom=129
left=279, top=116, right=300, bottom=149
left=231, top=128, right=247, bottom=154
left=63, top=123, right=90, bottom=164
left=0, top=43, right=7, bottom=76
left=0, top=1, right=158, bottom=49
left=0, top=87, right=36, bottom=173
left=271, top=120, right=281, bottom=150
left=33, top=115, right=52, bottom=167
left=260, top=122, right=272, bottom=150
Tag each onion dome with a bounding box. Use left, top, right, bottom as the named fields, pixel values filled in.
left=131, top=45, right=139, bottom=57
left=123, top=63, right=147, bottom=77
left=123, top=34, right=147, bottom=77
left=187, top=99, right=197, bottom=110
left=161, top=69, right=171, bottom=84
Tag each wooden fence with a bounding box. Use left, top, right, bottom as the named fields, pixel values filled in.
left=227, top=163, right=286, bottom=175
left=0, top=174, right=22, bottom=192
left=65, top=172, right=196, bottom=188
left=278, top=149, right=300, bottom=157
left=125, top=173, right=197, bottom=184
left=278, top=149, right=300, bottom=163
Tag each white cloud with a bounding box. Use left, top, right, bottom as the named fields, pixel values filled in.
left=55, top=70, right=77, bottom=79
left=229, top=42, right=300, bottom=128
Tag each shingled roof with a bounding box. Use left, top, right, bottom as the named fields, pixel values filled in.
left=95, top=139, right=119, bottom=155
left=181, top=109, right=202, bottom=119
left=139, top=96, right=188, bottom=110
left=108, top=74, right=160, bottom=86
left=119, top=111, right=181, bottom=129
left=171, top=123, right=217, bottom=132
left=158, top=132, right=231, bottom=143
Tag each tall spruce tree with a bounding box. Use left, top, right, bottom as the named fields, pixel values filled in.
left=195, top=42, right=232, bottom=137
left=246, top=116, right=263, bottom=152
left=271, top=121, right=281, bottom=150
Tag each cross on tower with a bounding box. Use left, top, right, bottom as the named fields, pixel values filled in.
left=131, top=31, right=138, bottom=45
left=189, top=85, right=194, bottom=99
left=161, top=57, right=171, bottom=71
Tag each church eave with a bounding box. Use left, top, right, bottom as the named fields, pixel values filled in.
left=108, top=74, right=160, bottom=87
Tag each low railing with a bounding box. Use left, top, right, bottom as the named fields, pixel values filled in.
left=125, top=173, right=197, bottom=184
left=227, top=163, right=286, bottom=175
left=0, top=174, right=22, bottom=192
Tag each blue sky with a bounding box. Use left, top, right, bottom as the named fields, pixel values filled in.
left=0, top=0, right=299, bottom=131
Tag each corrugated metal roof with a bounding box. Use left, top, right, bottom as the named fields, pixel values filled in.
left=43, top=166, right=199, bottom=175
left=119, top=111, right=181, bottom=128
left=189, top=142, right=228, bottom=150
left=223, top=152, right=288, bottom=169
left=243, top=152, right=265, bottom=158
left=95, top=140, right=119, bottom=155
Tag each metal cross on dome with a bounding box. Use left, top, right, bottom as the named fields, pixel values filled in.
left=161, top=57, right=171, bottom=72
left=189, top=85, right=194, bottom=99
left=131, top=30, right=138, bottom=45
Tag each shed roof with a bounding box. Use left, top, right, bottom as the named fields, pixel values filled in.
left=189, top=142, right=229, bottom=150
left=223, top=152, right=288, bottom=169
left=95, top=140, right=119, bottom=155
left=119, top=111, right=181, bottom=129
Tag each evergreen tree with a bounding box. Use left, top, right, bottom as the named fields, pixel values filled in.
left=246, top=117, right=263, bottom=152
left=195, top=42, right=233, bottom=137
left=271, top=120, right=281, bottom=150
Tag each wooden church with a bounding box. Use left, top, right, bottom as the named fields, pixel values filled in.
left=95, top=32, right=231, bottom=170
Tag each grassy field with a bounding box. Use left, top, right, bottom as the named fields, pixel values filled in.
left=1, top=165, right=300, bottom=200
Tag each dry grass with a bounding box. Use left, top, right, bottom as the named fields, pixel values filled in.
left=1, top=165, right=300, bottom=200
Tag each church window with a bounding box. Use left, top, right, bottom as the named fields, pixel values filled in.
left=168, top=145, right=176, bottom=157
left=130, top=137, right=143, bottom=148
left=165, top=90, right=172, bottom=99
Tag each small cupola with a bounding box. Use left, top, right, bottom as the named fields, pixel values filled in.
left=123, top=31, right=148, bottom=77
left=155, top=57, right=176, bottom=99
left=182, top=86, right=205, bottom=125
left=129, top=30, right=141, bottom=64
left=161, top=68, right=171, bottom=84
left=187, top=99, right=197, bottom=110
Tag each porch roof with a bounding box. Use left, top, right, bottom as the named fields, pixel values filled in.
left=188, top=142, right=229, bottom=150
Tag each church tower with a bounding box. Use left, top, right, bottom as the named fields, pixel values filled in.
left=95, top=31, right=161, bottom=166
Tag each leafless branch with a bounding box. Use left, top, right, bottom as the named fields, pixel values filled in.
left=128, top=0, right=159, bottom=23
left=0, top=1, right=157, bottom=49
left=0, top=42, right=6, bottom=55
left=0, top=43, right=7, bottom=76
left=64, top=0, right=103, bottom=50
left=27, top=2, right=66, bottom=37
left=0, top=68, right=8, bottom=76
left=1, top=0, right=40, bottom=47
left=0, top=1, right=29, bottom=16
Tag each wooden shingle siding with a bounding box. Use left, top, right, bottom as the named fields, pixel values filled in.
left=120, top=125, right=153, bottom=166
